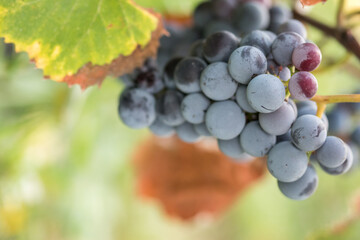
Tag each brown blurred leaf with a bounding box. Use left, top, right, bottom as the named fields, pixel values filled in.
left=133, top=136, right=266, bottom=220
left=299, top=0, right=327, bottom=6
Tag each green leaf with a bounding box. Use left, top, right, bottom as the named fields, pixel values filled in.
left=0, top=0, right=159, bottom=84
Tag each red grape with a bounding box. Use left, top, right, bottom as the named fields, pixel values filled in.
left=289, top=71, right=318, bottom=100
left=292, top=43, right=322, bottom=72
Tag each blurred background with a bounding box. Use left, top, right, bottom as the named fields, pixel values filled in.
left=1, top=0, right=360, bottom=239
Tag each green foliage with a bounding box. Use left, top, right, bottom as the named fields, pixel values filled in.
left=0, top=0, right=158, bottom=81
left=135, top=0, right=205, bottom=16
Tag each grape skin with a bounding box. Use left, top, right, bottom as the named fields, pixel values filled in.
left=201, top=62, right=238, bottom=101
left=315, top=136, right=347, bottom=168
left=218, top=138, right=253, bottom=162
left=235, top=2, right=270, bottom=33
left=267, top=141, right=308, bottom=182
left=279, top=67, right=291, bottom=81
left=156, top=90, right=185, bottom=127
left=205, top=101, right=246, bottom=140
left=193, top=2, right=214, bottom=29
left=289, top=71, right=318, bottom=100
left=351, top=126, right=360, bottom=146
left=278, top=164, right=318, bottom=200
left=271, top=32, right=305, bottom=66
left=235, top=85, right=257, bottom=113
left=240, top=121, right=276, bottom=157
left=228, top=46, right=267, bottom=84
left=319, top=144, right=354, bottom=175
left=259, top=102, right=296, bottom=135
left=278, top=19, right=307, bottom=39
left=193, top=123, right=212, bottom=137
left=149, top=118, right=175, bottom=137
left=247, top=74, right=286, bottom=113
left=176, top=122, right=200, bottom=143
left=291, top=114, right=327, bottom=152
left=240, top=30, right=273, bottom=55
left=269, top=5, right=292, bottom=32
left=292, top=43, right=322, bottom=72
left=118, top=88, right=156, bottom=129
left=174, top=57, right=207, bottom=93
left=203, top=31, right=240, bottom=63
left=181, top=93, right=211, bottom=124
left=204, top=20, right=237, bottom=37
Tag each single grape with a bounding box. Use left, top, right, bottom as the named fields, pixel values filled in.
left=267, top=141, right=308, bottom=182
left=241, top=0, right=272, bottom=8
left=292, top=43, right=322, bottom=72
left=118, top=88, right=156, bottom=129
left=315, top=136, right=347, bottom=168
left=278, top=164, right=318, bottom=200
left=263, top=30, right=277, bottom=42
left=134, top=70, right=164, bottom=94
left=351, top=126, right=360, bottom=146
left=278, top=19, right=307, bottom=39
left=228, top=46, right=267, bottom=84
left=163, top=57, right=183, bottom=89
left=174, top=57, right=207, bottom=93
left=218, top=138, right=253, bottom=162
left=240, top=121, right=276, bottom=157
left=235, top=85, right=257, bottom=113
left=189, top=39, right=204, bottom=58
left=271, top=32, right=305, bottom=66
left=240, top=30, right=273, bottom=55
left=193, top=2, right=214, bottom=29
left=247, top=74, right=286, bottom=113
left=327, top=107, right=353, bottom=135
left=319, top=144, right=354, bottom=175
left=267, top=58, right=280, bottom=75
left=259, top=102, right=296, bottom=135
left=287, top=99, right=298, bottom=117
left=203, top=31, right=240, bottom=63
left=205, top=101, right=246, bottom=140
left=279, top=67, right=291, bottom=81
left=277, top=130, right=292, bottom=143
left=149, top=118, right=175, bottom=137
left=235, top=2, right=270, bottom=33
left=211, top=0, right=237, bottom=20
left=181, top=93, right=211, bottom=124
left=156, top=90, right=185, bottom=126
left=289, top=71, right=318, bottom=100
left=296, top=102, right=329, bottom=130
left=176, top=122, right=200, bottom=143
left=269, top=5, right=293, bottom=32
left=291, top=114, right=327, bottom=152
left=193, top=123, right=212, bottom=137
left=200, top=62, right=238, bottom=101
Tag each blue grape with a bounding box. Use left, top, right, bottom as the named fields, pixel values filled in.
left=259, top=102, right=296, bottom=135
left=205, top=101, right=246, bottom=140
left=240, top=30, right=274, bottom=55
left=235, top=85, right=257, bottom=113
left=193, top=123, right=212, bottom=137
left=351, top=126, right=360, bottom=146
left=291, top=114, right=327, bottom=152
left=278, top=164, right=318, bottom=200
left=200, top=62, right=238, bottom=101
left=193, top=2, right=214, bottom=29
left=315, top=136, right=347, bottom=168
left=174, top=57, right=207, bottom=93
left=278, top=20, right=307, bottom=39
left=204, top=20, right=237, bottom=37
left=134, top=70, right=164, bottom=94
left=218, top=138, right=253, bottom=161
left=203, top=31, right=240, bottom=63
left=247, top=74, right=286, bottom=113
left=156, top=90, right=185, bottom=126
left=271, top=32, right=305, bottom=66
left=319, top=144, right=354, bottom=175
left=235, top=2, right=270, bottom=33
left=181, top=93, right=211, bottom=124
left=149, top=118, right=175, bottom=137
left=279, top=67, right=291, bottom=81
left=288, top=99, right=298, bottom=117
left=228, top=46, right=267, bottom=84
left=277, top=130, right=292, bottom=143
left=240, top=121, right=276, bottom=157
left=267, top=141, right=308, bottom=182
left=189, top=39, right=204, bottom=58
left=163, top=57, right=183, bottom=89
left=327, top=107, right=352, bottom=135
left=118, top=88, right=156, bottom=129
left=176, top=122, right=200, bottom=143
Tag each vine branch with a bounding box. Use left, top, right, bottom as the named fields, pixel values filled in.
left=311, top=94, right=360, bottom=117
left=293, top=10, right=360, bottom=61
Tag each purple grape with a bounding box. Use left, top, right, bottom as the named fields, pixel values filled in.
left=289, top=71, right=318, bottom=100
left=292, top=43, right=322, bottom=72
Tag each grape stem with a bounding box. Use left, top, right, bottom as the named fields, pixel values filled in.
left=293, top=10, right=360, bottom=61
left=311, top=94, right=360, bottom=117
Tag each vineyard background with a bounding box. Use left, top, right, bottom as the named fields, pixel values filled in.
left=0, top=0, right=360, bottom=239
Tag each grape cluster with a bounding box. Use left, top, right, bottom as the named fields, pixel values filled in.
left=117, top=0, right=358, bottom=200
